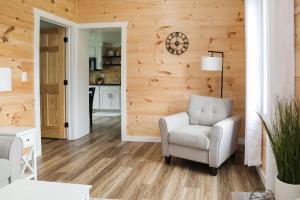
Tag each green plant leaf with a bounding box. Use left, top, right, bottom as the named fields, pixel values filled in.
left=258, top=97, right=300, bottom=184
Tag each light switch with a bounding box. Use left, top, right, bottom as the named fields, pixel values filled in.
left=21, top=72, right=27, bottom=82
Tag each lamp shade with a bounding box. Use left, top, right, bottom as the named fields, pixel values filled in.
left=0, top=68, right=12, bottom=92
left=201, top=56, right=222, bottom=71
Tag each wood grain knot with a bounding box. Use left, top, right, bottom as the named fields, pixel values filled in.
left=144, top=98, right=153, bottom=102
left=227, top=31, right=237, bottom=38
left=1, top=26, right=15, bottom=43
left=156, top=40, right=163, bottom=45
left=150, top=78, right=159, bottom=83
left=158, top=71, right=171, bottom=75
left=159, top=26, right=171, bottom=30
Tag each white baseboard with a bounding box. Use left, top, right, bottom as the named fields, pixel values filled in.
left=124, top=135, right=161, bottom=143
left=256, top=166, right=266, bottom=187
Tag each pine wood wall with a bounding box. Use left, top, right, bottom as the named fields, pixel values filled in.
left=0, top=0, right=76, bottom=126
left=77, top=0, right=245, bottom=137
left=1, top=0, right=246, bottom=138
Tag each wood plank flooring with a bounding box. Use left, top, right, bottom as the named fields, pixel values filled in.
left=38, top=116, right=263, bottom=200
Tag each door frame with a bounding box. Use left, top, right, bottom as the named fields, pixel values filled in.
left=33, top=8, right=76, bottom=156
left=34, top=9, right=129, bottom=156
left=77, top=22, right=128, bottom=142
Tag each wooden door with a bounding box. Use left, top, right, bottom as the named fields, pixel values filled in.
left=40, top=28, right=66, bottom=139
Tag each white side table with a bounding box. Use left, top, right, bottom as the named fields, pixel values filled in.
left=0, top=180, right=92, bottom=200
left=0, top=127, right=37, bottom=180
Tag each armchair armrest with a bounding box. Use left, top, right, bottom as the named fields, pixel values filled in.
left=159, top=112, right=189, bottom=156
left=209, top=116, right=240, bottom=168
left=0, top=136, right=23, bottom=182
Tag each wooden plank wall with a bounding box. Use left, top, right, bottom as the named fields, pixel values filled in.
left=0, top=0, right=76, bottom=126
left=77, top=0, right=245, bottom=137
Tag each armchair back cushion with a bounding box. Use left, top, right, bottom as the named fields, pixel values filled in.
left=188, top=95, right=232, bottom=126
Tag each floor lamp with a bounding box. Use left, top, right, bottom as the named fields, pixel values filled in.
left=201, top=51, right=224, bottom=98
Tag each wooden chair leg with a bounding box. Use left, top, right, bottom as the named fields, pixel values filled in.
left=165, top=156, right=171, bottom=165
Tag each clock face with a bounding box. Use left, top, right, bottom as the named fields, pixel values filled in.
left=165, top=32, right=189, bottom=56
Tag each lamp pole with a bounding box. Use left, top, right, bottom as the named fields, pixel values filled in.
left=208, top=50, right=224, bottom=98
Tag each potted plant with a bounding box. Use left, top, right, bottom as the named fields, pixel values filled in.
left=259, top=98, right=300, bottom=200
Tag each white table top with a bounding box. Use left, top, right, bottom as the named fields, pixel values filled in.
left=0, top=180, right=92, bottom=200
left=0, top=127, right=35, bottom=137
left=231, top=192, right=275, bottom=200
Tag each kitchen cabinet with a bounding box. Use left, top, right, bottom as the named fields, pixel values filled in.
left=89, top=45, right=102, bottom=70
left=100, top=91, right=112, bottom=110
left=111, top=92, right=120, bottom=109
left=89, top=47, right=95, bottom=57
left=90, top=85, right=120, bottom=110
left=99, top=86, right=121, bottom=110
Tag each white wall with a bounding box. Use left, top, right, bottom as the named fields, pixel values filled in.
left=89, top=31, right=121, bottom=47
left=71, top=28, right=90, bottom=139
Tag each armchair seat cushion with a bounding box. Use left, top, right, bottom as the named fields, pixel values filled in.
left=169, top=125, right=212, bottom=150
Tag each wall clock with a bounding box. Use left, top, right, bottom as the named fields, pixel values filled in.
left=165, top=32, right=189, bottom=56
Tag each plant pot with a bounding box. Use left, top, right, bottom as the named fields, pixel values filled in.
left=275, top=177, right=300, bottom=200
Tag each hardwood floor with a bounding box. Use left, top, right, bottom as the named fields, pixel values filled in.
left=38, top=116, right=263, bottom=200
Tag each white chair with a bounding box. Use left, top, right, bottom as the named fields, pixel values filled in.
left=159, top=95, right=240, bottom=175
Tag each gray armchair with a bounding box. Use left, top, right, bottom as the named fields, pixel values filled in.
left=0, top=136, right=23, bottom=188
left=159, top=95, right=240, bottom=175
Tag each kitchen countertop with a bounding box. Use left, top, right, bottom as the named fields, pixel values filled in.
left=89, top=83, right=121, bottom=86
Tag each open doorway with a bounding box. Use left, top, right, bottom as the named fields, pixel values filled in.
left=88, top=28, right=122, bottom=135
left=39, top=20, right=67, bottom=139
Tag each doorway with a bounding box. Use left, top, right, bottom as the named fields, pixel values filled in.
left=77, top=22, right=127, bottom=142
left=34, top=9, right=128, bottom=156
left=88, top=28, right=122, bottom=133
left=39, top=20, right=67, bottom=139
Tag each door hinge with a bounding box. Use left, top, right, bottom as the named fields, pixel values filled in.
left=64, top=122, right=69, bottom=128
left=64, top=80, right=68, bottom=85
left=64, top=37, right=68, bottom=43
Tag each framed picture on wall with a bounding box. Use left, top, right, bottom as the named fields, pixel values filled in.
left=89, top=57, right=96, bottom=71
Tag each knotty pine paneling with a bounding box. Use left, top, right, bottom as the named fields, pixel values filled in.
left=0, top=0, right=76, bottom=126
left=77, top=0, right=245, bottom=137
